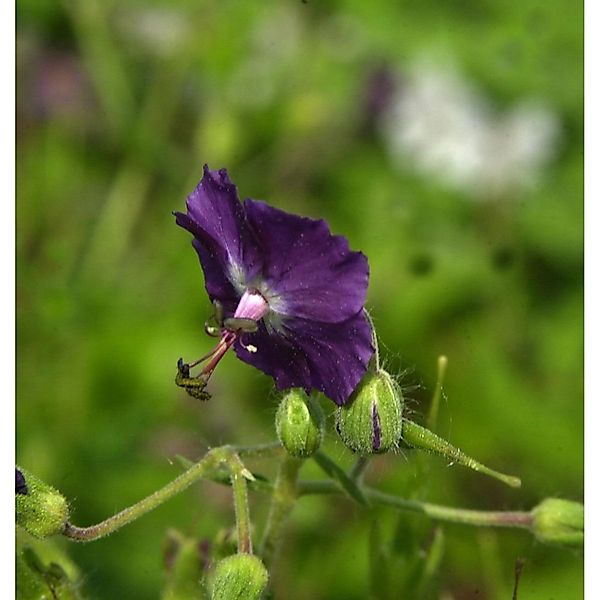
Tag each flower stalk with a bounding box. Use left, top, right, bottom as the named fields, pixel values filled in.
left=228, top=453, right=255, bottom=554
left=62, top=446, right=253, bottom=543
left=259, top=455, right=303, bottom=568
left=298, top=480, right=533, bottom=530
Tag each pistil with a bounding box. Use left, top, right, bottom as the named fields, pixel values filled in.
left=178, top=289, right=270, bottom=394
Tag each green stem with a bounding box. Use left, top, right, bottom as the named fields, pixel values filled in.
left=426, top=355, right=448, bottom=430
left=259, top=455, right=303, bottom=567
left=349, top=456, right=371, bottom=482
left=227, top=453, right=254, bottom=554
left=234, top=442, right=284, bottom=460
left=62, top=447, right=251, bottom=543
left=298, top=481, right=533, bottom=530
left=364, top=309, right=380, bottom=370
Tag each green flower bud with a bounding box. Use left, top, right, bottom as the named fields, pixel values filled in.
left=336, top=369, right=403, bottom=454
left=276, top=389, right=324, bottom=458
left=211, top=554, right=268, bottom=600
left=531, top=498, right=584, bottom=546
left=16, top=467, right=69, bottom=539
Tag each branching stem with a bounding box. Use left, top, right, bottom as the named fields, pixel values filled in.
left=298, top=480, right=533, bottom=530
left=62, top=446, right=254, bottom=546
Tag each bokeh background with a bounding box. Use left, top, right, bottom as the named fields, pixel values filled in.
left=16, top=1, right=583, bottom=598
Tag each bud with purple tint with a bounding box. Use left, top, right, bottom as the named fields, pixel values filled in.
left=335, top=369, right=403, bottom=454
left=16, top=466, right=69, bottom=539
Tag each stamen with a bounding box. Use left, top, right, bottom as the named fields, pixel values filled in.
left=180, top=289, right=269, bottom=386
left=240, top=336, right=258, bottom=353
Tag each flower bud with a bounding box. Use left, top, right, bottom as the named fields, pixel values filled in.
left=15, top=466, right=70, bottom=539
left=211, top=554, right=268, bottom=600
left=531, top=498, right=584, bottom=546
left=276, top=389, right=324, bottom=458
left=336, top=369, right=403, bottom=454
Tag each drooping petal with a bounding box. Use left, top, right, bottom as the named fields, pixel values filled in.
left=235, top=309, right=374, bottom=405
left=243, top=199, right=369, bottom=323
left=174, top=166, right=263, bottom=301
left=175, top=212, right=239, bottom=306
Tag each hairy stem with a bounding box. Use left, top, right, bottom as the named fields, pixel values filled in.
left=234, top=442, right=284, bottom=460
left=259, top=455, right=303, bottom=568
left=228, top=453, right=254, bottom=554
left=62, top=446, right=252, bottom=543
left=298, top=480, right=533, bottom=530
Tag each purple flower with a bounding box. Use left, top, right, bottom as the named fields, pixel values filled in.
left=174, top=165, right=373, bottom=405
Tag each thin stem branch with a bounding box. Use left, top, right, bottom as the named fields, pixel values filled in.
left=364, top=309, right=380, bottom=370
left=234, top=442, right=284, bottom=460
left=62, top=447, right=254, bottom=544
left=227, top=452, right=254, bottom=554
left=427, top=355, right=448, bottom=431
left=298, top=480, right=533, bottom=530
left=349, top=456, right=371, bottom=482
left=259, top=455, right=303, bottom=568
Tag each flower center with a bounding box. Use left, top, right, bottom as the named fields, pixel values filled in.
left=178, top=290, right=269, bottom=393
left=233, top=289, right=270, bottom=322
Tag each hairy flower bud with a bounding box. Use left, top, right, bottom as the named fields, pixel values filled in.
left=531, top=498, right=584, bottom=546
left=336, top=369, right=403, bottom=454
left=15, top=466, right=69, bottom=539
left=211, top=554, right=268, bottom=600
left=276, top=389, right=324, bottom=458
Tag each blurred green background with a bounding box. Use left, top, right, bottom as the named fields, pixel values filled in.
left=16, top=1, right=583, bottom=598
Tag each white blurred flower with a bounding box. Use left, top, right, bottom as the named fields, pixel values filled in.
left=381, top=58, right=561, bottom=198
left=116, top=7, right=191, bottom=57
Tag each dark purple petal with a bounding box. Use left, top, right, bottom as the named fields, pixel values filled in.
left=243, top=200, right=369, bottom=323
left=235, top=310, right=373, bottom=405
left=175, top=166, right=263, bottom=302
left=233, top=322, right=312, bottom=393
left=176, top=213, right=239, bottom=306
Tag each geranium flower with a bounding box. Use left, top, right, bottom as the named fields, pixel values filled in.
left=174, top=165, right=373, bottom=405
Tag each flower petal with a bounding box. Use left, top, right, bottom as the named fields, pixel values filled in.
left=175, top=166, right=262, bottom=299
left=244, top=199, right=369, bottom=323
left=233, top=322, right=313, bottom=392
left=235, top=309, right=374, bottom=405
left=174, top=211, right=239, bottom=306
